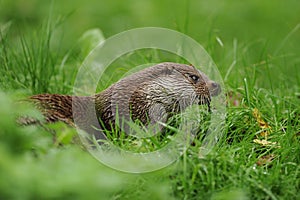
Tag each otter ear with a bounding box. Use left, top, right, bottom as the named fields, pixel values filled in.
left=189, top=64, right=197, bottom=71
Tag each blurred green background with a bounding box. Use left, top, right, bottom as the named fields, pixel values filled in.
left=2, top=0, right=300, bottom=42
left=1, top=0, right=299, bottom=92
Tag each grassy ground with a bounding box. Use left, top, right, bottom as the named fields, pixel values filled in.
left=0, top=0, right=299, bottom=199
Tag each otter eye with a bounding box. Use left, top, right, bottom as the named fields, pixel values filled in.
left=189, top=75, right=199, bottom=82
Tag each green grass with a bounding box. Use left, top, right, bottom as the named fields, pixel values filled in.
left=0, top=0, right=299, bottom=199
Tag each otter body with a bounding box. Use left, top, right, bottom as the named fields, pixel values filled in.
left=25, top=62, right=220, bottom=137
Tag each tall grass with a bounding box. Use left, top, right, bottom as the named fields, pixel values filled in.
left=1, top=21, right=54, bottom=93
left=0, top=16, right=81, bottom=94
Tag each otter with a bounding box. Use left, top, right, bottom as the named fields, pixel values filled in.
left=20, top=62, right=220, bottom=140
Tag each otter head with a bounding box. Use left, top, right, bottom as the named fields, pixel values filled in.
left=106, top=62, right=221, bottom=128
left=198, top=70, right=221, bottom=97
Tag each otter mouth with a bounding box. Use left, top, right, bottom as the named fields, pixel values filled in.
left=197, top=94, right=211, bottom=112
left=197, top=81, right=221, bottom=112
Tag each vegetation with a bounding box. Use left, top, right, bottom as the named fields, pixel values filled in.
left=0, top=0, right=299, bottom=199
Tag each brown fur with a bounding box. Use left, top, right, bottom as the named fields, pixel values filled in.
left=21, top=62, right=220, bottom=138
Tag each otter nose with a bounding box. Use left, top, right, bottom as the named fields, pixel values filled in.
left=211, top=82, right=219, bottom=88
left=208, top=81, right=221, bottom=96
